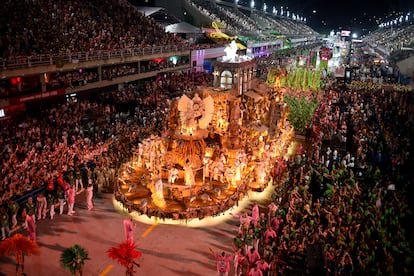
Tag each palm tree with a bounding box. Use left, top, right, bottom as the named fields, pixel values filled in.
left=60, top=244, right=90, bottom=276
left=107, top=239, right=142, bottom=276
left=0, top=233, right=40, bottom=276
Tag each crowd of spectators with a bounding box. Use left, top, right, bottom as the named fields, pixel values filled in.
left=227, top=69, right=413, bottom=275
left=4, top=56, right=192, bottom=95
left=102, top=63, right=138, bottom=81
left=189, top=0, right=314, bottom=37
left=0, top=71, right=212, bottom=240
left=1, top=3, right=413, bottom=275
left=46, top=68, right=99, bottom=91
left=365, top=24, right=414, bottom=55
left=0, top=0, right=186, bottom=59
left=191, top=0, right=258, bottom=33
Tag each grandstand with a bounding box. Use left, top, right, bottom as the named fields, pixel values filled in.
left=0, top=0, right=320, bottom=120
left=363, top=12, right=414, bottom=85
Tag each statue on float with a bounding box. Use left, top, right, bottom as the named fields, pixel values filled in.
left=223, top=40, right=239, bottom=62
left=177, top=93, right=214, bottom=134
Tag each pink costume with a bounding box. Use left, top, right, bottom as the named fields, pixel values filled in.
left=256, top=260, right=269, bottom=274
left=66, top=186, right=75, bottom=215
left=248, top=267, right=263, bottom=276
left=234, top=250, right=246, bottom=276
left=247, top=249, right=260, bottom=270
left=251, top=203, right=259, bottom=226
left=263, top=228, right=277, bottom=245
left=267, top=202, right=278, bottom=220
left=238, top=213, right=251, bottom=234
left=123, top=218, right=135, bottom=241
left=86, top=185, right=94, bottom=211
left=25, top=215, right=36, bottom=242
left=212, top=252, right=232, bottom=275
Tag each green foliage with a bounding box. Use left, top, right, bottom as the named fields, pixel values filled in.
left=267, top=68, right=322, bottom=91
left=284, top=95, right=318, bottom=134
left=60, top=244, right=90, bottom=275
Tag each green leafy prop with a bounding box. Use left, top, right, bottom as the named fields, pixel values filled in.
left=284, top=95, right=319, bottom=134
left=60, top=244, right=90, bottom=276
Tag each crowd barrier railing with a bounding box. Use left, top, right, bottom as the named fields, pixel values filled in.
left=0, top=45, right=190, bottom=71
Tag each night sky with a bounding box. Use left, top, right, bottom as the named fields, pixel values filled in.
left=287, top=0, right=412, bottom=33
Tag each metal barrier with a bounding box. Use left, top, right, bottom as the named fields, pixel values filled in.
left=0, top=45, right=190, bottom=71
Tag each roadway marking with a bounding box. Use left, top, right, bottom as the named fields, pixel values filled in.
left=141, top=222, right=158, bottom=238
left=99, top=264, right=113, bottom=276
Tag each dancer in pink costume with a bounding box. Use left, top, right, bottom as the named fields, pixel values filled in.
left=25, top=211, right=37, bottom=242
left=123, top=217, right=136, bottom=241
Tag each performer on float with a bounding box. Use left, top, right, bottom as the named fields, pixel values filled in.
left=168, top=166, right=179, bottom=184
left=155, top=178, right=164, bottom=200
left=183, top=159, right=195, bottom=187
left=137, top=143, right=143, bottom=167
left=203, top=157, right=211, bottom=185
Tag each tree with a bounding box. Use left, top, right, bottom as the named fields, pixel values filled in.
left=60, top=244, right=90, bottom=276
left=107, top=239, right=142, bottom=276
left=0, top=233, right=40, bottom=276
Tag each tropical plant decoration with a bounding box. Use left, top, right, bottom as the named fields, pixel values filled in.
left=267, top=68, right=322, bottom=91
left=283, top=95, right=319, bottom=134
left=0, top=233, right=40, bottom=276
left=60, top=244, right=90, bottom=276
left=107, top=239, right=142, bottom=276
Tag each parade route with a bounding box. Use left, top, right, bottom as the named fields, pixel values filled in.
left=0, top=186, right=273, bottom=276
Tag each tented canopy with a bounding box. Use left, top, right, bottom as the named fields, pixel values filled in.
left=165, top=22, right=202, bottom=34
left=136, top=7, right=163, bottom=16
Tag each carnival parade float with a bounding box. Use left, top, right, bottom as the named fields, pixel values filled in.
left=114, top=42, right=295, bottom=221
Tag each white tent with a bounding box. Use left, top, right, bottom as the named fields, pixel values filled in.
left=136, top=7, right=163, bottom=16
left=165, top=22, right=202, bottom=34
